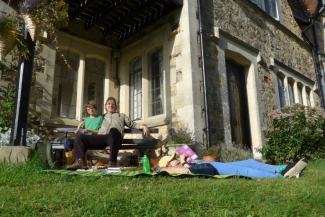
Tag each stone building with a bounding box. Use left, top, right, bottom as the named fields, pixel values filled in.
left=1, top=0, right=321, bottom=158
left=200, top=0, right=320, bottom=158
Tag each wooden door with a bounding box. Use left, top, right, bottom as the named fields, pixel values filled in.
left=226, top=60, right=251, bottom=149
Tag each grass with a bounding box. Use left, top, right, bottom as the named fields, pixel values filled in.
left=0, top=158, right=324, bottom=217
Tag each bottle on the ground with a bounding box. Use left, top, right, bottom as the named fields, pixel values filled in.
left=142, top=155, right=151, bottom=174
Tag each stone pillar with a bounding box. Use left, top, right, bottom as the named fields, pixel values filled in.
left=293, top=81, right=300, bottom=103
left=246, top=63, right=263, bottom=160
left=75, top=55, right=85, bottom=121
left=302, top=86, right=308, bottom=106
left=103, top=61, right=111, bottom=111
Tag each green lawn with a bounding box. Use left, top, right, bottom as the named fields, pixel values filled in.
left=0, top=159, right=324, bottom=217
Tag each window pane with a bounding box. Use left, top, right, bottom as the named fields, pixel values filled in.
left=264, top=0, right=278, bottom=18
left=251, top=0, right=278, bottom=19
left=129, top=57, right=142, bottom=120
left=306, top=88, right=311, bottom=106
left=150, top=49, right=164, bottom=116
left=54, top=51, right=79, bottom=119
left=288, top=80, right=295, bottom=105
left=84, top=58, right=105, bottom=115
left=277, top=76, right=286, bottom=108
left=250, top=0, right=263, bottom=6
left=298, top=85, right=303, bottom=104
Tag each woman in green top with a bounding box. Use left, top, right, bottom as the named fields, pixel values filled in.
left=65, top=101, right=103, bottom=152
left=75, top=101, right=103, bottom=135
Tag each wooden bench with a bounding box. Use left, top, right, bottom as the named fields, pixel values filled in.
left=46, top=127, right=159, bottom=167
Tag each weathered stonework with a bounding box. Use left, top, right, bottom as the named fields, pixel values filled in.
left=200, top=0, right=320, bottom=150
left=0, top=146, right=32, bottom=164
left=212, top=0, right=315, bottom=79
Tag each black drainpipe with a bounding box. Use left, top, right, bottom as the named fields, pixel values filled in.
left=10, top=25, right=35, bottom=146
left=197, top=0, right=211, bottom=149
left=310, top=19, right=325, bottom=108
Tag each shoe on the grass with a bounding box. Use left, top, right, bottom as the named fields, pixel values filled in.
left=284, top=158, right=308, bottom=178
left=66, top=159, right=85, bottom=170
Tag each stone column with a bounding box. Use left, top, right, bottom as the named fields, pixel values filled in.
left=293, top=80, right=300, bottom=103
left=302, top=86, right=308, bottom=106
left=75, top=54, right=85, bottom=121
left=103, top=61, right=110, bottom=111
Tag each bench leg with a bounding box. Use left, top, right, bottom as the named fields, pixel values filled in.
left=138, top=149, right=145, bottom=157
left=46, top=143, right=65, bottom=168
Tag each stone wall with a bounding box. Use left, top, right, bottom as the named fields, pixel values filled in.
left=202, top=0, right=318, bottom=146
left=213, top=0, right=315, bottom=79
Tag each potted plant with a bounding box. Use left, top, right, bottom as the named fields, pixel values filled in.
left=165, top=128, right=196, bottom=155
left=170, top=128, right=194, bottom=145
left=202, top=144, right=222, bottom=162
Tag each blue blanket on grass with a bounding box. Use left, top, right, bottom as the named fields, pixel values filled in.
left=197, top=159, right=285, bottom=179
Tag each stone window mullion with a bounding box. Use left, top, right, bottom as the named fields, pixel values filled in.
left=293, top=80, right=299, bottom=104
left=302, top=86, right=308, bottom=106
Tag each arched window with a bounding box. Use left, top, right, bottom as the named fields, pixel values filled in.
left=54, top=50, right=79, bottom=119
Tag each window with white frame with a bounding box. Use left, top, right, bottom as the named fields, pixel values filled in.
left=275, top=71, right=314, bottom=108
left=129, top=57, right=142, bottom=120
left=149, top=48, right=164, bottom=116
left=54, top=50, right=79, bottom=119
left=250, top=0, right=279, bottom=19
